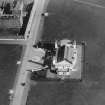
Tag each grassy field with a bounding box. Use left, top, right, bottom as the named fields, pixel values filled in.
left=27, top=0, right=105, bottom=105
left=0, top=44, right=23, bottom=105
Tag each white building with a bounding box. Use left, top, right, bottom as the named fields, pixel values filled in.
left=53, top=40, right=77, bottom=78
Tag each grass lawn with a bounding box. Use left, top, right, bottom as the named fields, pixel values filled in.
left=0, top=44, right=23, bottom=105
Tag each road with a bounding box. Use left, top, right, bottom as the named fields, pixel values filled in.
left=26, top=0, right=105, bottom=105
left=9, top=0, right=49, bottom=105
left=0, top=39, right=27, bottom=45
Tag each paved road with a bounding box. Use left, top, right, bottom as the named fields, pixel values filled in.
left=27, top=0, right=105, bottom=105
left=0, top=39, right=27, bottom=45
left=9, top=0, right=48, bottom=105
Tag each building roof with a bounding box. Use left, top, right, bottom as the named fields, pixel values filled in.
left=56, top=43, right=77, bottom=67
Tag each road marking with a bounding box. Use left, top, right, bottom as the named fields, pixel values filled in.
left=74, top=0, right=105, bottom=9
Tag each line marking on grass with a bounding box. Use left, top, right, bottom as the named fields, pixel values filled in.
left=74, top=0, right=105, bottom=9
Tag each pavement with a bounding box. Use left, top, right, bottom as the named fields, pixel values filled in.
left=0, top=39, right=27, bottom=45
left=9, top=0, right=48, bottom=105
left=26, top=0, right=105, bottom=105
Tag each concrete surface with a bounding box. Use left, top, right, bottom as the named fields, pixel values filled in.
left=26, top=0, right=105, bottom=105
left=10, top=0, right=48, bottom=105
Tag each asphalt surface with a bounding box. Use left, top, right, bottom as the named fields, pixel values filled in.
left=10, top=0, right=48, bottom=105
left=0, top=44, right=23, bottom=105
left=27, top=0, right=105, bottom=105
